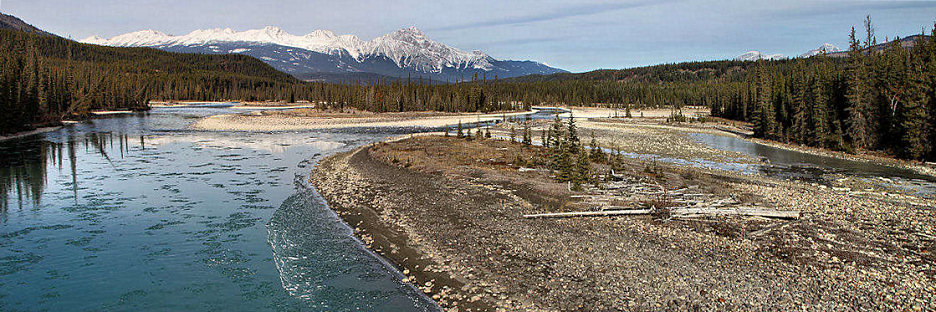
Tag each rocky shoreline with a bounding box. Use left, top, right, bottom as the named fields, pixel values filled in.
left=311, top=136, right=935, bottom=311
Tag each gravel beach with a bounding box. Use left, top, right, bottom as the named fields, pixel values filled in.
left=191, top=109, right=530, bottom=131
left=311, top=136, right=935, bottom=311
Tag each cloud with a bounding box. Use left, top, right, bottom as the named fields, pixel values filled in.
left=431, top=0, right=676, bottom=31
left=479, top=36, right=571, bottom=47
left=776, top=0, right=936, bottom=17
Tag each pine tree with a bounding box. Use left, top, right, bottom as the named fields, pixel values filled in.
left=751, top=64, right=775, bottom=138
left=509, top=123, right=516, bottom=143
left=565, top=114, right=580, bottom=150
left=588, top=131, right=605, bottom=163
left=895, top=36, right=930, bottom=159
left=846, top=26, right=875, bottom=150
left=790, top=71, right=810, bottom=144
left=521, top=115, right=532, bottom=145
left=811, top=73, right=831, bottom=148
left=571, top=151, right=590, bottom=191
left=540, top=125, right=547, bottom=147
left=926, top=26, right=936, bottom=160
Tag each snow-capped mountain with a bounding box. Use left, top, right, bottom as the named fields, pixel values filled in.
left=81, top=26, right=565, bottom=82
left=734, top=51, right=786, bottom=61
left=800, top=43, right=841, bottom=58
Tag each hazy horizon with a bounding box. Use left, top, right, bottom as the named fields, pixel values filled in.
left=2, top=0, right=935, bottom=72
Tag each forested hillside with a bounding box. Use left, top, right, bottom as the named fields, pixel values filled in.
left=484, top=19, right=936, bottom=161
left=4, top=15, right=934, bottom=161
left=0, top=12, right=54, bottom=36
left=712, top=20, right=936, bottom=161
left=0, top=28, right=300, bottom=134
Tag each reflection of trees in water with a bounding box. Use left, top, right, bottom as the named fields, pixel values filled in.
left=0, top=132, right=143, bottom=212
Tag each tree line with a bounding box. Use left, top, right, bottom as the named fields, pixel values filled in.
left=712, top=18, right=936, bottom=161
left=0, top=28, right=299, bottom=134
left=4, top=18, right=935, bottom=162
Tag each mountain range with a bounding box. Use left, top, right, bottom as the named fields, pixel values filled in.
left=81, top=26, right=567, bottom=83
left=734, top=43, right=843, bottom=61
left=825, top=35, right=930, bottom=57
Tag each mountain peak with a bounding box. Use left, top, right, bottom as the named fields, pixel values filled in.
left=307, top=29, right=336, bottom=38
left=800, top=43, right=842, bottom=58
left=398, top=26, right=424, bottom=35
left=388, top=26, right=427, bottom=41
left=133, top=29, right=169, bottom=36
left=735, top=51, right=785, bottom=61
left=262, top=26, right=285, bottom=33
left=79, top=25, right=566, bottom=79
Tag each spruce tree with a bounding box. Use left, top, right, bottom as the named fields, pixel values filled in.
left=565, top=113, right=580, bottom=150
left=522, top=115, right=532, bottom=145
left=571, top=151, right=590, bottom=191
left=926, top=26, right=936, bottom=160
left=811, top=73, right=831, bottom=148
left=540, top=126, right=547, bottom=147
left=846, top=26, right=875, bottom=150
left=790, top=71, right=810, bottom=144
left=895, top=38, right=930, bottom=159
left=588, top=131, right=605, bottom=163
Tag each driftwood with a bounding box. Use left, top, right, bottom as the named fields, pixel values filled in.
left=542, top=173, right=802, bottom=221
left=524, top=207, right=799, bottom=220
left=524, top=209, right=653, bottom=219
left=672, top=207, right=800, bottom=220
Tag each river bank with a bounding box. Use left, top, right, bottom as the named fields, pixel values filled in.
left=190, top=107, right=530, bottom=131
left=558, top=106, right=936, bottom=179
left=311, top=135, right=935, bottom=311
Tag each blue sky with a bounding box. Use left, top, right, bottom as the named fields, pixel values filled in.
left=2, top=0, right=935, bottom=72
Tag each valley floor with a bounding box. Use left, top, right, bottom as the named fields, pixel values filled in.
left=311, top=134, right=935, bottom=311
left=182, top=106, right=935, bottom=310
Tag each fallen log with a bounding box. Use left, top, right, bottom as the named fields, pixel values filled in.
left=523, top=209, right=653, bottom=219
left=523, top=207, right=800, bottom=220
left=671, top=207, right=800, bottom=220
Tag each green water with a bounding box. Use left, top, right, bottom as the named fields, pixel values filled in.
left=0, top=108, right=437, bottom=311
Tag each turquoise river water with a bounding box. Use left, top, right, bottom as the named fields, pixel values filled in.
left=0, top=107, right=438, bottom=311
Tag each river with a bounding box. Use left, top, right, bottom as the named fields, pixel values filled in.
left=686, top=132, right=936, bottom=198
left=0, top=107, right=438, bottom=311
left=2, top=108, right=933, bottom=311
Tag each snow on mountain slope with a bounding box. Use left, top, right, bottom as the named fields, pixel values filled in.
left=364, top=27, right=493, bottom=72
left=734, top=51, right=786, bottom=61
left=800, top=43, right=841, bottom=58
left=83, top=26, right=367, bottom=59
left=79, top=26, right=554, bottom=77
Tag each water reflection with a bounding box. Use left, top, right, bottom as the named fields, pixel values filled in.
left=687, top=132, right=936, bottom=197
left=0, top=132, right=147, bottom=211
left=0, top=109, right=439, bottom=311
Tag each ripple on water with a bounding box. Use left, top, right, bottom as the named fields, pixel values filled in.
left=0, top=113, right=435, bottom=311
left=267, top=191, right=437, bottom=311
